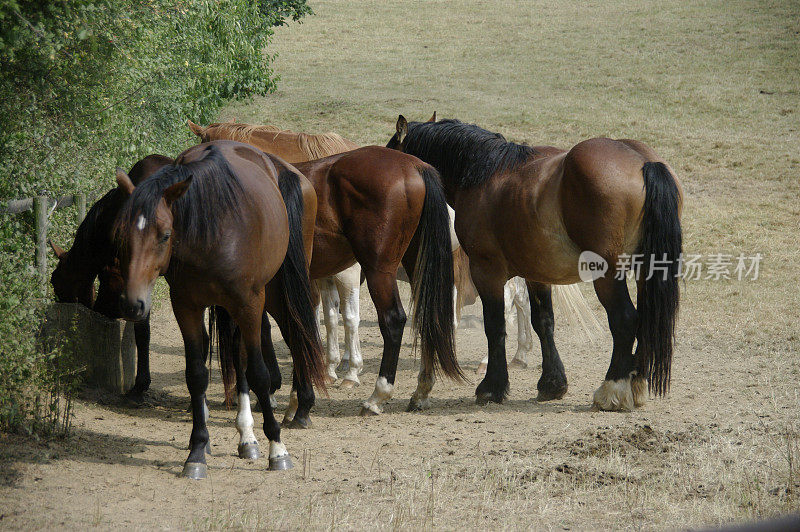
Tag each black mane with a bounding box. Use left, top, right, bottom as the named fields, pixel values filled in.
left=115, top=146, right=244, bottom=250
left=403, top=119, right=535, bottom=188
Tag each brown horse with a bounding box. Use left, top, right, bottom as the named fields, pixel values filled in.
left=50, top=154, right=172, bottom=400
left=189, top=122, right=463, bottom=416
left=188, top=119, right=359, bottom=163
left=387, top=116, right=683, bottom=412
left=113, top=140, right=326, bottom=478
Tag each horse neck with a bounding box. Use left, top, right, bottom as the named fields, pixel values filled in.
left=250, top=130, right=305, bottom=161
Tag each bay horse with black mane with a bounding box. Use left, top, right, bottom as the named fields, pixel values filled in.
left=387, top=116, right=682, bottom=412
left=113, top=140, right=326, bottom=478
left=190, top=121, right=463, bottom=417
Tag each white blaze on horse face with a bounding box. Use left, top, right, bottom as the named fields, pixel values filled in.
left=362, top=376, right=393, bottom=415
left=136, top=215, right=147, bottom=231
left=236, top=392, right=257, bottom=446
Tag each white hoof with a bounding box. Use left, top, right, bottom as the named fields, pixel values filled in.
left=593, top=378, right=635, bottom=412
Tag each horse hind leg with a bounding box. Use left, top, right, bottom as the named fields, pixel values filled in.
left=510, top=278, right=533, bottom=369
left=233, top=352, right=260, bottom=460
left=238, top=301, right=293, bottom=470
left=337, top=267, right=363, bottom=388
left=471, top=262, right=510, bottom=405
left=591, top=276, right=643, bottom=412
left=526, top=282, right=568, bottom=401
left=360, top=270, right=406, bottom=416
left=318, top=278, right=341, bottom=384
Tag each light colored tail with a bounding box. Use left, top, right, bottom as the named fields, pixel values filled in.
left=552, top=284, right=603, bottom=341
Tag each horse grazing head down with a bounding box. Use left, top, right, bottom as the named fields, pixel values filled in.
left=113, top=167, right=192, bottom=321
left=49, top=240, right=96, bottom=306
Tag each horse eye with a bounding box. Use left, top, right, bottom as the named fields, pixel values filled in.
left=160, top=231, right=171, bottom=243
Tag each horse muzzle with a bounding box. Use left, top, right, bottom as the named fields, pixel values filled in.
left=119, top=293, right=149, bottom=321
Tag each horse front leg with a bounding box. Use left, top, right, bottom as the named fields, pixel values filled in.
left=472, top=261, right=509, bottom=404
left=126, top=314, right=151, bottom=401
left=172, top=301, right=211, bottom=479
left=526, top=281, right=568, bottom=401
left=592, top=276, right=642, bottom=412
left=360, top=269, right=406, bottom=416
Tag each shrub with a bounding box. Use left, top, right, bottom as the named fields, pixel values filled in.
left=0, top=0, right=310, bottom=434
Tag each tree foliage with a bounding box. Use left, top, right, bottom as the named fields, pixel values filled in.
left=0, top=0, right=310, bottom=433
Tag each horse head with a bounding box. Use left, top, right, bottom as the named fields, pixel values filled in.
left=113, top=167, right=192, bottom=321
left=49, top=239, right=96, bottom=307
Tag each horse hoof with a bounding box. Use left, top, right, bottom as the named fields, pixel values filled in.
left=324, top=375, right=337, bottom=386
left=536, top=387, right=568, bottom=402
left=536, top=377, right=568, bottom=401
left=509, top=358, right=528, bottom=369
left=268, top=455, right=294, bottom=471
left=359, top=405, right=380, bottom=416
left=475, top=392, right=503, bottom=406
left=181, top=462, right=207, bottom=480
left=406, top=399, right=429, bottom=412
left=339, top=379, right=358, bottom=389
left=285, top=416, right=311, bottom=429
left=238, top=443, right=261, bottom=460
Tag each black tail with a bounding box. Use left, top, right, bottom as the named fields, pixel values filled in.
left=410, top=166, right=464, bottom=381
left=636, top=162, right=682, bottom=396
left=209, top=305, right=238, bottom=407
left=275, top=169, right=328, bottom=393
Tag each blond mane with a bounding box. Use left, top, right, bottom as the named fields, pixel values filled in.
left=205, top=121, right=358, bottom=159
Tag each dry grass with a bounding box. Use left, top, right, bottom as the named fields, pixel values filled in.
left=3, top=1, right=797, bottom=530
left=220, top=0, right=800, bottom=529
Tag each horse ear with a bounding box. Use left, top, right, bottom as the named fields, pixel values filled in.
left=116, top=168, right=135, bottom=195
left=396, top=115, right=408, bottom=143
left=187, top=119, right=204, bottom=137
left=163, top=175, right=193, bottom=206
left=49, top=239, right=67, bottom=259
left=427, top=111, right=437, bottom=122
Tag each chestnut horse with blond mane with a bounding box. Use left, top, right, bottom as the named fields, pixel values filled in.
left=388, top=115, right=683, bottom=412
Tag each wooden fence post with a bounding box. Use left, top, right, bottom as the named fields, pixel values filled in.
left=33, top=195, right=49, bottom=287
left=75, top=192, right=86, bottom=222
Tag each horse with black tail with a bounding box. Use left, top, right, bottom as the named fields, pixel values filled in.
left=388, top=116, right=682, bottom=412
left=212, top=160, right=324, bottom=435
left=113, top=140, right=326, bottom=479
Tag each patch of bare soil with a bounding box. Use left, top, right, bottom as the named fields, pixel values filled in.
left=1, top=283, right=798, bottom=529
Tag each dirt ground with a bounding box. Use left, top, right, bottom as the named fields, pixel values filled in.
left=2, top=0, right=800, bottom=529
left=1, top=279, right=798, bottom=530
